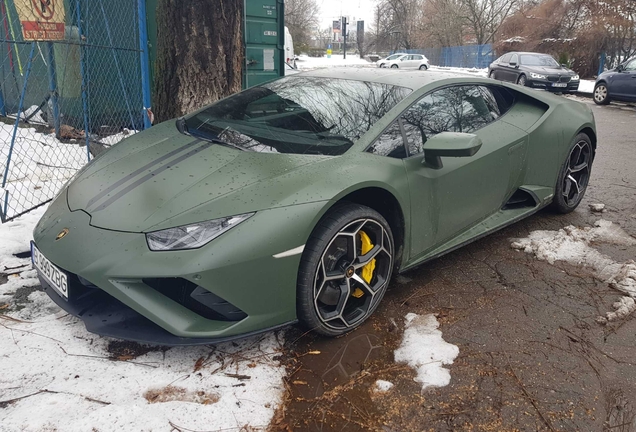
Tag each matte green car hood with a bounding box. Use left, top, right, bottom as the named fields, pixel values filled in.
left=67, top=121, right=330, bottom=232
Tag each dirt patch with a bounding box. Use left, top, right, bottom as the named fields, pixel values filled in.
left=143, top=386, right=219, bottom=405
left=3, top=285, right=41, bottom=312
left=106, top=340, right=165, bottom=361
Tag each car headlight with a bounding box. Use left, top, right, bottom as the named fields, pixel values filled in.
left=146, top=213, right=254, bottom=251
left=572, top=74, right=580, bottom=81
left=530, top=73, right=547, bottom=79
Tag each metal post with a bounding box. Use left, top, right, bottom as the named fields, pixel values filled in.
left=342, top=16, right=346, bottom=60
left=137, top=0, right=152, bottom=129
left=46, top=42, right=61, bottom=137
left=98, top=0, right=137, bottom=131
left=598, top=52, right=606, bottom=76
left=0, top=82, right=6, bottom=116
left=2, top=42, right=35, bottom=217
left=75, top=0, right=92, bottom=161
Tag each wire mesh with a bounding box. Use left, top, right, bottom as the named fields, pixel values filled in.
left=0, top=0, right=145, bottom=222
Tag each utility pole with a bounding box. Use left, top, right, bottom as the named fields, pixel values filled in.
left=342, top=16, right=347, bottom=59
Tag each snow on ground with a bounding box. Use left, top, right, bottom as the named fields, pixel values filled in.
left=0, top=214, right=287, bottom=432
left=511, top=219, right=636, bottom=323
left=429, top=65, right=489, bottom=78
left=394, top=313, right=460, bottom=391
left=0, top=121, right=87, bottom=217
left=578, top=79, right=595, bottom=94
left=287, top=54, right=488, bottom=78
left=0, top=111, right=134, bottom=218
left=373, top=380, right=395, bottom=393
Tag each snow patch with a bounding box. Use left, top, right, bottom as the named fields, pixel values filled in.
left=512, top=220, right=636, bottom=321
left=373, top=380, right=394, bottom=393
left=590, top=203, right=606, bottom=212
left=394, top=313, right=459, bottom=391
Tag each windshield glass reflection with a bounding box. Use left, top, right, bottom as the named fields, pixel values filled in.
left=183, top=77, right=411, bottom=156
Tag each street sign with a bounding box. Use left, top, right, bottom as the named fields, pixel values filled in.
left=15, top=0, right=65, bottom=40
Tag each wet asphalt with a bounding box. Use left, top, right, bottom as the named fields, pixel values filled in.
left=274, top=98, right=636, bottom=431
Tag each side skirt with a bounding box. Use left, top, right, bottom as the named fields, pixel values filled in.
left=399, top=194, right=552, bottom=273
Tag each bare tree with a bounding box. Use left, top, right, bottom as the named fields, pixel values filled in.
left=459, top=0, right=520, bottom=45
left=285, top=0, right=321, bottom=53
left=424, top=0, right=466, bottom=47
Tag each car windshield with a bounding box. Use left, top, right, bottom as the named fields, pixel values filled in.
left=387, top=54, right=404, bottom=60
left=183, top=77, right=411, bottom=156
left=520, top=54, right=559, bottom=67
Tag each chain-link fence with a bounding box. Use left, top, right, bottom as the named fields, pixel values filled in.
left=403, top=44, right=495, bottom=69
left=0, top=0, right=151, bottom=222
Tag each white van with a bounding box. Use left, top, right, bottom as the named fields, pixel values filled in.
left=284, top=27, right=296, bottom=68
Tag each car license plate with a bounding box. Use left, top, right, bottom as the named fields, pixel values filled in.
left=552, top=83, right=567, bottom=88
left=31, top=243, right=68, bottom=300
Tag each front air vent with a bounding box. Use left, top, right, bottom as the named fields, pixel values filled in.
left=143, top=278, right=247, bottom=321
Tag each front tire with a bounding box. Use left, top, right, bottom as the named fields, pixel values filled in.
left=593, top=83, right=610, bottom=105
left=517, top=74, right=527, bottom=86
left=297, top=204, right=394, bottom=336
left=489, top=71, right=496, bottom=80
left=551, top=133, right=594, bottom=213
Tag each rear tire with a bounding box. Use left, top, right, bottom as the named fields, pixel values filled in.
left=391, top=64, right=399, bottom=69
left=419, top=64, right=428, bottom=70
left=551, top=133, right=594, bottom=214
left=593, top=83, right=610, bottom=105
left=297, top=203, right=394, bottom=337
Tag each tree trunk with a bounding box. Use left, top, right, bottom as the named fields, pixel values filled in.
left=153, top=0, right=244, bottom=123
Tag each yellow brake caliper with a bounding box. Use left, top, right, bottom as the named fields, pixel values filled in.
left=351, top=231, right=376, bottom=298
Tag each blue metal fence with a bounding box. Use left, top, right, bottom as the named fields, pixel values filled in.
left=400, top=44, right=495, bottom=69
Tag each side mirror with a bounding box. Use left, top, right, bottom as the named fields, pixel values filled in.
left=616, top=64, right=624, bottom=72
left=422, top=132, right=483, bottom=169
left=561, top=63, right=568, bottom=68
left=509, top=61, right=517, bottom=67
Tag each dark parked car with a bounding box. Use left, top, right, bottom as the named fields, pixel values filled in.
left=489, top=52, right=580, bottom=92
left=593, top=57, right=636, bottom=105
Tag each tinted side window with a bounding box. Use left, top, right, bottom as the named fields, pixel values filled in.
left=625, top=59, right=636, bottom=71
left=510, top=54, right=519, bottom=64
left=485, top=86, right=515, bottom=115
left=367, top=121, right=407, bottom=159
left=401, top=86, right=499, bottom=155
left=500, top=53, right=511, bottom=64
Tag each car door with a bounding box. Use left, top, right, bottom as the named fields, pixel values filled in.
left=504, top=53, right=520, bottom=83
left=400, top=85, right=528, bottom=260
left=611, top=59, right=636, bottom=101
left=400, top=55, right=415, bottom=69
left=492, top=53, right=511, bottom=79
left=411, top=55, right=424, bottom=69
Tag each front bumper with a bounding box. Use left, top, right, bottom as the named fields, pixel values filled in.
left=33, top=194, right=326, bottom=344
left=528, top=78, right=580, bottom=92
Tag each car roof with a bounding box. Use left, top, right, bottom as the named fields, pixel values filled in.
left=294, top=68, right=474, bottom=90
left=506, top=52, right=553, bottom=56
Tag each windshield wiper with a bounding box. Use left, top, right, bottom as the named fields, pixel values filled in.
left=176, top=118, right=247, bottom=152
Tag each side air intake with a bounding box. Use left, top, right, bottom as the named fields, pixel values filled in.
left=503, top=188, right=538, bottom=210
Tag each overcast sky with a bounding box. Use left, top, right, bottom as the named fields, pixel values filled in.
left=318, top=0, right=377, bottom=29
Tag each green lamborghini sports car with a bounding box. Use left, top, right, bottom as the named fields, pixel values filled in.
left=32, top=69, right=596, bottom=345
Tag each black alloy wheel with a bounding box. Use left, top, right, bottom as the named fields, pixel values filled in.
left=297, top=204, right=394, bottom=336
left=551, top=133, right=594, bottom=213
